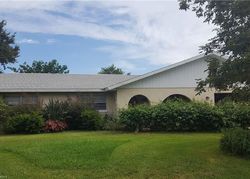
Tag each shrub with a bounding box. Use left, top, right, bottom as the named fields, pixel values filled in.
left=150, top=101, right=194, bottom=131
left=103, top=114, right=123, bottom=131
left=65, top=102, right=85, bottom=130
left=0, top=99, right=9, bottom=133
left=190, top=102, right=223, bottom=131
left=43, top=100, right=69, bottom=121
left=119, top=105, right=152, bottom=132
left=153, top=101, right=223, bottom=131
left=42, top=100, right=104, bottom=130
left=9, top=105, right=41, bottom=114
left=220, top=128, right=250, bottom=157
left=4, top=113, right=44, bottom=134
left=119, top=101, right=224, bottom=132
left=218, top=101, right=250, bottom=129
left=43, top=120, right=67, bottom=133
left=80, top=108, right=104, bottom=130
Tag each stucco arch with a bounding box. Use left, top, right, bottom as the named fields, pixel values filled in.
left=163, top=94, right=191, bottom=102
left=128, top=94, right=150, bottom=106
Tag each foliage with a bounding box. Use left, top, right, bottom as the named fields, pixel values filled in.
left=220, top=128, right=250, bottom=158
left=0, top=102, right=42, bottom=133
left=119, top=105, right=152, bottom=132
left=103, top=114, right=123, bottom=131
left=9, top=59, right=69, bottom=73
left=80, top=108, right=104, bottom=130
left=4, top=112, right=44, bottom=134
left=65, top=102, right=85, bottom=130
left=217, top=101, right=250, bottom=129
left=0, top=20, right=19, bottom=72
left=43, top=100, right=104, bottom=130
left=0, top=99, right=8, bottom=132
left=43, top=100, right=69, bottom=121
left=151, top=101, right=223, bottom=132
left=119, top=101, right=224, bottom=132
left=43, top=120, right=67, bottom=133
left=8, top=105, right=41, bottom=116
left=179, top=1, right=250, bottom=101
left=231, top=86, right=250, bottom=102
left=98, top=64, right=125, bottom=74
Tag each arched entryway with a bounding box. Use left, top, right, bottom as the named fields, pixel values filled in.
left=128, top=95, right=150, bottom=106
left=163, top=94, right=191, bottom=102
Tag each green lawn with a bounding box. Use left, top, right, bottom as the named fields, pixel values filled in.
left=0, top=132, right=250, bottom=179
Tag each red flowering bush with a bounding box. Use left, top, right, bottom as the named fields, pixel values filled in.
left=44, top=120, right=67, bottom=133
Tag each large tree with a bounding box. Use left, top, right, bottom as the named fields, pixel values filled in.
left=179, top=0, right=250, bottom=101
left=0, top=20, right=19, bottom=73
left=10, top=59, right=69, bottom=73
left=98, top=64, right=125, bottom=74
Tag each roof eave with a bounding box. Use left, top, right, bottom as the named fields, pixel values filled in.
left=0, top=88, right=106, bottom=93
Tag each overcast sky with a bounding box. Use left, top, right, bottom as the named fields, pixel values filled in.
left=0, top=0, right=215, bottom=74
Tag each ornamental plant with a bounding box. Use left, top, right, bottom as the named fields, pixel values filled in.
left=43, top=120, right=67, bottom=133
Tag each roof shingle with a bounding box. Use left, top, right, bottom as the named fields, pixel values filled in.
left=0, top=73, right=138, bottom=92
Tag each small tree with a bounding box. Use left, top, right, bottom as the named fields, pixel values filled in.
left=98, top=64, right=124, bottom=74
left=10, top=59, right=69, bottom=73
left=0, top=20, right=19, bottom=72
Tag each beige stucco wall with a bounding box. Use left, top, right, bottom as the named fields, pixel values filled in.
left=116, top=87, right=216, bottom=109
left=105, top=91, right=116, bottom=115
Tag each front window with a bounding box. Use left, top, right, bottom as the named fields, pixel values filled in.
left=94, top=94, right=107, bottom=111
left=4, top=95, right=38, bottom=106
left=5, top=96, right=21, bottom=106
left=80, top=93, right=107, bottom=111
left=22, top=96, right=38, bottom=105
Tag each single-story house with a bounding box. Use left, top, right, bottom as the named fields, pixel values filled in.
left=0, top=53, right=230, bottom=115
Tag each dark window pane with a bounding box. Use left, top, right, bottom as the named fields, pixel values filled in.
left=5, top=96, right=21, bottom=106
left=94, top=103, right=106, bottom=110
left=23, top=96, right=38, bottom=105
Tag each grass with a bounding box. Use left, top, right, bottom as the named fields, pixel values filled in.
left=0, top=132, right=250, bottom=178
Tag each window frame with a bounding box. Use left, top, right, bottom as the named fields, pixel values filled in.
left=4, top=96, right=22, bottom=106
left=4, top=95, right=39, bottom=106
left=80, top=93, right=107, bottom=112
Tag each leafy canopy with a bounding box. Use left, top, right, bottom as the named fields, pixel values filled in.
left=179, top=0, right=250, bottom=101
left=98, top=64, right=124, bottom=74
left=10, top=59, right=69, bottom=73
left=0, top=20, right=19, bottom=72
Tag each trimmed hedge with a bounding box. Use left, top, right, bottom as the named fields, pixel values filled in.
left=4, top=113, right=44, bottom=134
left=8, top=105, right=41, bottom=116
left=119, top=105, right=152, bottom=132
left=119, top=101, right=250, bottom=132
left=220, top=128, right=250, bottom=157
left=80, top=109, right=104, bottom=130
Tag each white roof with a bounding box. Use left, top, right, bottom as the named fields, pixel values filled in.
left=0, top=73, right=137, bottom=92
